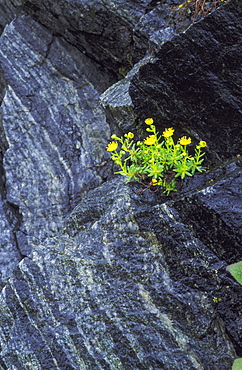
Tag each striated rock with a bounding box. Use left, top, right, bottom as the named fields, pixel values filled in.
left=0, top=69, right=5, bottom=102
left=3, top=0, right=180, bottom=76
left=0, top=14, right=115, bottom=254
left=0, top=194, right=21, bottom=290
left=0, top=167, right=241, bottom=369
left=0, top=0, right=16, bottom=33
left=0, top=0, right=241, bottom=369
left=130, top=0, right=242, bottom=162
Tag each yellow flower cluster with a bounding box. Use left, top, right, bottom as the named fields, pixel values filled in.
left=106, top=118, right=207, bottom=195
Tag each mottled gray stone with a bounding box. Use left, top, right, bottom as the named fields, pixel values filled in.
left=0, top=1, right=241, bottom=369
left=0, top=169, right=240, bottom=369
left=0, top=195, right=21, bottom=288
left=0, top=15, right=113, bottom=248
left=2, top=0, right=180, bottom=76
left=0, top=0, right=16, bottom=33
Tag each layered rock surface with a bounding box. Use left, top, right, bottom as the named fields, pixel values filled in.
left=130, top=0, right=242, bottom=161
left=0, top=0, right=241, bottom=369
left=2, top=0, right=176, bottom=76
left=1, top=172, right=240, bottom=369
left=0, top=15, right=114, bottom=248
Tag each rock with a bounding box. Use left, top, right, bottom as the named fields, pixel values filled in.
left=0, top=170, right=240, bottom=369
left=0, top=66, right=6, bottom=103
left=130, top=0, right=242, bottom=162
left=0, top=15, right=115, bottom=255
left=100, top=54, right=157, bottom=135
left=0, top=0, right=16, bottom=33
left=0, top=194, right=21, bottom=289
left=4, top=0, right=180, bottom=76
left=172, top=157, right=242, bottom=262
left=0, top=0, right=241, bottom=369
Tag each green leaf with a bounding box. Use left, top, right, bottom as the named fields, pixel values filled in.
left=226, top=261, right=242, bottom=285
left=232, top=358, right=242, bottom=370
left=195, top=159, right=204, bottom=165
left=195, top=166, right=204, bottom=172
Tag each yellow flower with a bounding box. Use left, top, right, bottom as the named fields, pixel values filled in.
left=179, top=136, right=191, bottom=145
left=162, top=128, right=174, bottom=138
left=198, top=141, right=206, bottom=148
left=106, top=141, right=118, bottom=151
left=152, top=179, right=157, bottom=184
left=144, top=135, right=156, bottom=145
left=111, top=134, right=119, bottom=140
left=145, top=118, right=154, bottom=125
left=127, top=132, right=134, bottom=139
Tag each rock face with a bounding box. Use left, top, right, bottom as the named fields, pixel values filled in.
left=4, top=0, right=177, bottom=77
left=0, top=174, right=240, bottom=369
left=0, top=0, right=241, bottom=369
left=0, top=15, right=114, bottom=248
left=130, top=0, right=242, bottom=161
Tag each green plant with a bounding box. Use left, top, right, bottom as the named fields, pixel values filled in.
left=106, top=118, right=206, bottom=195
left=232, top=358, right=242, bottom=370
left=226, top=262, right=242, bottom=369
left=227, top=262, right=242, bottom=285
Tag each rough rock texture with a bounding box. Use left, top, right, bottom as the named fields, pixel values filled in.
left=130, top=0, right=242, bottom=162
left=0, top=13, right=116, bottom=289
left=0, top=0, right=182, bottom=77
left=0, top=0, right=16, bottom=33
left=0, top=0, right=241, bottom=369
left=0, top=170, right=241, bottom=369
left=0, top=15, right=114, bottom=247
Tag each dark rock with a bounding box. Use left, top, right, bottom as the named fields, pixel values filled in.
left=0, top=0, right=241, bottom=369
left=100, top=54, right=158, bottom=135
left=7, top=0, right=148, bottom=75
left=130, top=0, right=242, bottom=162
left=0, top=0, right=16, bottom=33
left=0, top=14, right=115, bottom=263
left=0, top=172, right=240, bottom=369
left=5, top=0, right=180, bottom=76
left=172, top=157, right=242, bottom=262
left=0, top=195, right=21, bottom=289
left=0, top=66, right=6, bottom=103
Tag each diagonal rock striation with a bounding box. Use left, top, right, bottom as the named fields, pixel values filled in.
left=0, top=0, right=241, bottom=369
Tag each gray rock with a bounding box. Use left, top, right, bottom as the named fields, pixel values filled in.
left=0, top=1, right=241, bottom=369
left=3, top=0, right=180, bottom=76
left=130, top=0, right=242, bottom=161
left=0, top=169, right=240, bottom=369
left=0, top=194, right=21, bottom=289
left=0, top=0, right=16, bottom=33
left=100, top=54, right=158, bottom=135
left=0, top=15, right=113, bottom=249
